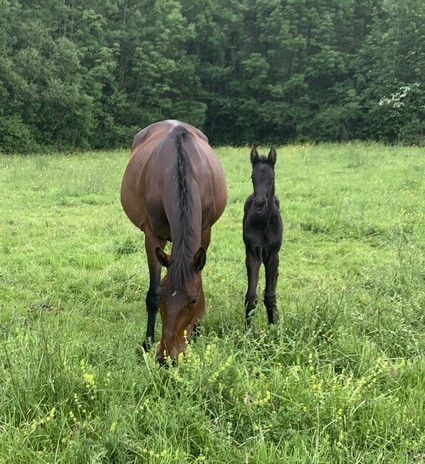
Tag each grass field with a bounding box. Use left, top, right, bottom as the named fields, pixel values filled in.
left=0, top=143, right=424, bottom=463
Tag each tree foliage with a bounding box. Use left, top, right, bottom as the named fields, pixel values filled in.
left=0, top=0, right=424, bottom=152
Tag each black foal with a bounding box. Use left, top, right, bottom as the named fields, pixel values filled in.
left=243, top=147, right=283, bottom=326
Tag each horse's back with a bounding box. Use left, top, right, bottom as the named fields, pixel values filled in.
left=121, top=120, right=225, bottom=232
left=132, top=120, right=209, bottom=150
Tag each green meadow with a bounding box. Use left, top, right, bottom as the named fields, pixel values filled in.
left=0, top=144, right=424, bottom=463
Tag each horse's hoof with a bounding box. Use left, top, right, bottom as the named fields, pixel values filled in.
left=141, top=337, right=154, bottom=352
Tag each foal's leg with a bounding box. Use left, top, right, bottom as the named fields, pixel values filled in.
left=263, top=251, right=279, bottom=324
left=142, top=230, right=165, bottom=351
left=245, top=247, right=262, bottom=327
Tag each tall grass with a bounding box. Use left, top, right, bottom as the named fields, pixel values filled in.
left=0, top=143, right=424, bottom=463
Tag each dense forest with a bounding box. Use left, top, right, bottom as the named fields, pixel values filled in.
left=0, top=0, right=424, bottom=153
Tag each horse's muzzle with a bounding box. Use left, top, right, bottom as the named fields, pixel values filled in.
left=254, top=198, right=267, bottom=213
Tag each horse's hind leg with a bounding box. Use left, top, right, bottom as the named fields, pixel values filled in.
left=142, top=230, right=165, bottom=352
left=264, top=251, right=279, bottom=324
left=245, top=248, right=262, bottom=327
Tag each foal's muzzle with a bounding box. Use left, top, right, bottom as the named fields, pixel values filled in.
left=254, top=198, right=267, bottom=213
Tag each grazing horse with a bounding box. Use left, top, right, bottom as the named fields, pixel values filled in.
left=243, top=147, right=283, bottom=326
left=121, top=120, right=227, bottom=362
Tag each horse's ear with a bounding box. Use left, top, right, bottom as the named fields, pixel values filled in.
left=193, top=247, right=206, bottom=272
left=268, top=147, right=277, bottom=166
left=250, top=146, right=259, bottom=165
left=155, top=247, right=170, bottom=268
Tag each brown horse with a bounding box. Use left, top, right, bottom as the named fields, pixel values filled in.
left=121, top=120, right=227, bottom=363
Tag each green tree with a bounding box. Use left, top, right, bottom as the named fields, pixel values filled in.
left=1, top=0, right=425, bottom=152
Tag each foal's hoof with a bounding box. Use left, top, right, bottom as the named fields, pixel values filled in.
left=141, top=337, right=154, bottom=352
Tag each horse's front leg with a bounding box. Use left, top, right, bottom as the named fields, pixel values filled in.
left=264, top=251, right=279, bottom=324
left=142, top=230, right=165, bottom=352
left=245, top=247, right=262, bottom=327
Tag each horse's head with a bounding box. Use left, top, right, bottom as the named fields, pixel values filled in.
left=154, top=247, right=206, bottom=363
left=250, top=147, right=277, bottom=214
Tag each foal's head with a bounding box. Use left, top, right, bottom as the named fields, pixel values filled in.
left=155, top=247, right=206, bottom=363
left=250, top=147, right=277, bottom=214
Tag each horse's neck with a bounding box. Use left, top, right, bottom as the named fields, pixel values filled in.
left=168, top=186, right=202, bottom=257
left=165, top=132, right=203, bottom=257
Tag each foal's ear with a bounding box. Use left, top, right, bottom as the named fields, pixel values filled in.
left=250, top=146, right=260, bottom=165
left=268, top=147, right=277, bottom=166
left=193, top=247, right=206, bottom=272
left=155, top=247, right=170, bottom=268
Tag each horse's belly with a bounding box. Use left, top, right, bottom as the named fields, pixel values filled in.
left=120, top=185, right=146, bottom=230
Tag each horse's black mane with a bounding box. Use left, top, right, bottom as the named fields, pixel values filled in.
left=168, top=126, right=196, bottom=289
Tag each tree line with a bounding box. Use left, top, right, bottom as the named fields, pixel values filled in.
left=0, top=0, right=424, bottom=153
